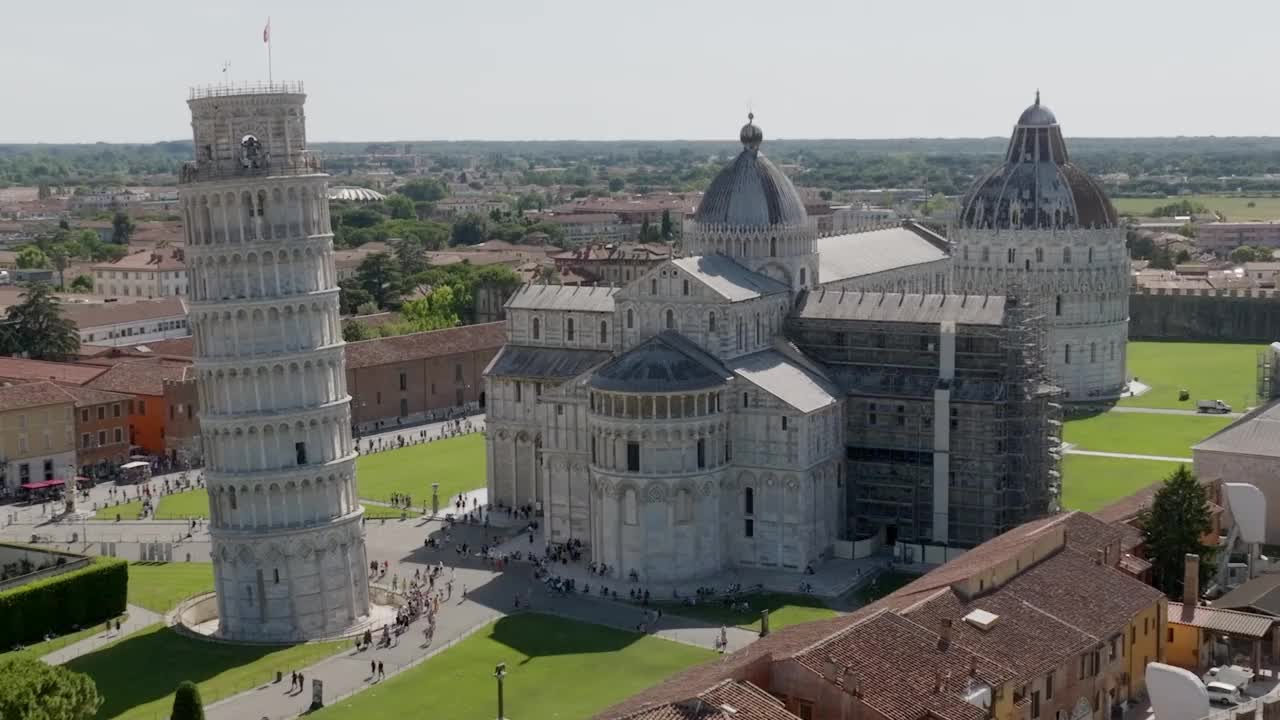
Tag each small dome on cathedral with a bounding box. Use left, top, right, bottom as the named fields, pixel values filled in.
left=956, top=94, right=1117, bottom=231
left=693, top=113, right=807, bottom=228
left=1016, top=90, right=1058, bottom=126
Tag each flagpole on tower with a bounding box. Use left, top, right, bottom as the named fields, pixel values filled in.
left=264, top=18, right=273, bottom=84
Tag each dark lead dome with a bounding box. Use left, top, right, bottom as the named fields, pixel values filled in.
left=590, top=333, right=731, bottom=393
left=693, top=114, right=807, bottom=228
left=957, top=93, right=1118, bottom=231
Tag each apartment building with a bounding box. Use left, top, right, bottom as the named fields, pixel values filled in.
left=63, top=386, right=134, bottom=477
left=92, top=247, right=188, bottom=298
left=0, top=382, right=77, bottom=490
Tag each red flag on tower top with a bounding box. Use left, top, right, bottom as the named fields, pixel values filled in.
left=263, top=18, right=270, bottom=44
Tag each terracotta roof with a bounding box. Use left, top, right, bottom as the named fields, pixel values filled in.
left=1059, top=511, right=1127, bottom=556
left=60, top=385, right=135, bottom=408
left=0, top=381, right=75, bottom=411
left=344, top=323, right=506, bottom=369
left=0, top=357, right=108, bottom=386
left=794, top=610, right=1009, bottom=720
left=620, top=680, right=800, bottom=720
left=1213, top=573, right=1280, bottom=616
left=92, top=248, right=185, bottom=272
left=85, top=360, right=192, bottom=397
left=61, top=296, right=187, bottom=330
left=1092, top=477, right=1217, bottom=524
left=1168, top=601, right=1273, bottom=638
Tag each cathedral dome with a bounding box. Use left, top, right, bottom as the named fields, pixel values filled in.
left=957, top=93, right=1117, bottom=231
left=693, top=114, right=807, bottom=228
left=590, top=333, right=731, bottom=393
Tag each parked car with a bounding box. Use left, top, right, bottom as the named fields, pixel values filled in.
left=1206, top=681, right=1242, bottom=706
left=1203, top=665, right=1253, bottom=691
left=1197, top=399, right=1233, bottom=414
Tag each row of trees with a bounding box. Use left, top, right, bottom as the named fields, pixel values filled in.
left=340, top=259, right=522, bottom=341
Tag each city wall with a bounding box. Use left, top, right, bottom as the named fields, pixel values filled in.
left=1129, top=287, right=1280, bottom=342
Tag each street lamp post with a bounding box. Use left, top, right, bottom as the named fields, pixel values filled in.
left=494, top=662, right=506, bottom=720
left=432, top=482, right=440, bottom=517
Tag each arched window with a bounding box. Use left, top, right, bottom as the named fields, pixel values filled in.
left=1035, top=247, right=1044, bottom=262
left=1007, top=248, right=1015, bottom=264
left=651, top=278, right=658, bottom=295
left=1063, top=247, right=1072, bottom=264
left=744, top=487, right=755, bottom=515
left=1055, top=295, right=1062, bottom=316
left=963, top=246, right=969, bottom=261
left=799, top=267, right=807, bottom=286
left=708, top=312, right=717, bottom=333
left=623, top=489, right=638, bottom=525
left=566, top=318, right=575, bottom=341
left=770, top=237, right=777, bottom=257
left=665, top=309, right=674, bottom=329
left=1088, top=247, right=1095, bottom=264
left=626, top=308, right=634, bottom=329
left=1064, top=344, right=1072, bottom=364
left=755, top=313, right=761, bottom=344
left=599, top=321, right=608, bottom=344
left=532, top=317, right=540, bottom=340
left=742, top=392, right=749, bottom=407
left=737, top=318, right=744, bottom=349
left=1090, top=343, right=1097, bottom=363
left=682, top=280, right=690, bottom=296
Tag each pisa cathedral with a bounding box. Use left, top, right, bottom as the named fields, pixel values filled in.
left=484, top=95, right=1115, bottom=580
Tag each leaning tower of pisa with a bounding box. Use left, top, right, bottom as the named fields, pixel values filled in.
left=180, top=82, right=371, bottom=641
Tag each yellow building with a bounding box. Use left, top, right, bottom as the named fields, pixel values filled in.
left=0, top=381, right=77, bottom=492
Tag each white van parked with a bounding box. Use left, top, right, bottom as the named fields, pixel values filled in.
left=1206, top=681, right=1242, bottom=706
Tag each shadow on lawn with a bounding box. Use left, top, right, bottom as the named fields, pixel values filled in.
left=487, top=613, right=640, bottom=663
left=65, top=626, right=290, bottom=720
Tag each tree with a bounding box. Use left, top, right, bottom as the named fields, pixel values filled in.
left=1174, top=249, right=1192, bottom=264
left=660, top=210, right=673, bottom=241
left=384, top=194, right=416, bottom=220
left=354, top=253, right=404, bottom=310
left=49, top=244, right=70, bottom=289
left=170, top=680, right=205, bottom=720
left=342, top=318, right=371, bottom=342
left=397, top=178, right=447, bottom=203
left=110, top=211, right=135, bottom=245
left=1231, top=245, right=1264, bottom=264
left=15, top=246, right=49, bottom=269
left=0, top=283, right=81, bottom=361
left=450, top=213, right=487, bottom=246
left=400, top=286, right=460, bottom=332
left=608, top=177, right=625, bottom=193
left=391, top=235, right=429, bottom=277
left=1140, top=465, right=1214, bottom=598
left=0, top=656, right=101, bottom=720
left=69, top=274, right=94, bottom=293
left=338, top=281, right=374, bottom=315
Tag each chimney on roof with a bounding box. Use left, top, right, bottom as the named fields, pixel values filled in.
left=1094, top=549, right=1104, bottom=566
left=1184, top=553, right=1201, bottom=606
left=824, top=656, right=839, bottom=681
left=969, top=653, right=978, bottom=677
left=938, top=618, right=952, bottom=651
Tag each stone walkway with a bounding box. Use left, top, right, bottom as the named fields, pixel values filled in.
left=1063, top=448, right=1192, bottom=463
left=203, top=564, right=757, bottom=720
left=1108, top=405, right=1245, bottom=419
left=42, top=604, right=164, bottom=666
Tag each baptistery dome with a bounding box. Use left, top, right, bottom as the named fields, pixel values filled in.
left=957, top=93, right=1117, bottom=231
left=694, top=114, right=807, bottom=228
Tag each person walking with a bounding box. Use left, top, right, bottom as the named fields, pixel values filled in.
left=377, top=660, right=385, bottom=680
left=370, top=659, right=376, bottom=679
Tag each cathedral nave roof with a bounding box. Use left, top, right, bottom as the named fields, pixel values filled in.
left=671, top=255, right=789, bottom=302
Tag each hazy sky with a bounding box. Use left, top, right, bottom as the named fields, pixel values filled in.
left=7, top=0, right=1279, bottom=143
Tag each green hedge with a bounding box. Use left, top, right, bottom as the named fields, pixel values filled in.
left=0, top=555, right=128, bottom=650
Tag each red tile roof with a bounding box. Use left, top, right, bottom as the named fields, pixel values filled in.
left=344, top=323, right=506, bottom=369
left=61, top=297, right=187, bottom=330
left=0, top=357, right=108, bottom=386
left=60, top=385, right=136, bottom=408
left=0, top=381, right=76, bottom=411
left=85, top=360, right=192, bottom=397
left=92, top=248, right=185, bottom=272
left=620, top=680, right=800, bottom=720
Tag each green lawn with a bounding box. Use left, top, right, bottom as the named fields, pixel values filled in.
left=355, top=434, right=486, bottom=506
left=1064, top=412, right=1232, bottom=459
left=653, top=592, right=836, bottom=632
left=127, top=562, right=214, bottom=614
left=1113, top=194, right=1280, bottom=222
left=313, top=614, right=714, bottom=720
left=1123, top=341, right=1261, bottom=412
left=360, top=504, right=419, bottom=520
left=67, top=623, right=345, bottom=720
left=1061, top=455, right=1184, bottom=512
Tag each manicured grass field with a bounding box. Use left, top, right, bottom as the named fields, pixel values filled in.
left=127, top=562, right=215, bottom=614
left=67, top=623, right=345, bottom=720
left=1060, top=455, right=1184, bottom=512
left=1122, top=341, right=1261, bottom=412
left=355, top=434, right=486, bottom=505
left=312, top=614, right=714, bottom=720
left=360, top=504, right=419, bottom=520
left=1113, top=194, right=1280, bottom=222
left=1063, top=412, right=1232, bottom=459
left=657, top=592, right=836, bottom=631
